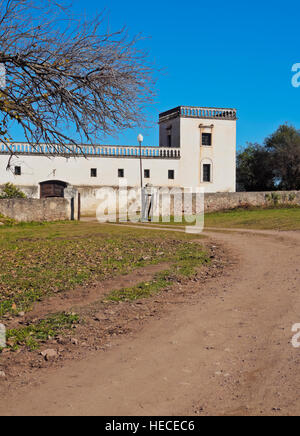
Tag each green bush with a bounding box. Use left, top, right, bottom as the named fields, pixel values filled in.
left=271, top=192, right=281, bottom=205
left=265, top=192, right=281, bottom=206
left=0, top=213, right=16, bottom=226
left=0, top=183, right=26, bottom=199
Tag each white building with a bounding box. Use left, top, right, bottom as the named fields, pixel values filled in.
left=0, top=106, right=237, bottom=215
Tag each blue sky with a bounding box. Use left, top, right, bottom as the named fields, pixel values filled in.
left=13, top=0, right=300, bottom=149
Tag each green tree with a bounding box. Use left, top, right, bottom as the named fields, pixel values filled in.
left=265, top=125, right=300, bottom=190
left=0, top=183, right=26, bottom=199
left=237, top=144, right=275, bottom=191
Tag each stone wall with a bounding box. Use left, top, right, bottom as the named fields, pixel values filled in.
left=70, top=188, right=300, bottom=218
left=203, top=191, right=300, bottom=213
left=171, top=191, right=300, bottom=216
left=0, top=198, right=70, bottom=222
left=1, top=187, right=299, bottom=222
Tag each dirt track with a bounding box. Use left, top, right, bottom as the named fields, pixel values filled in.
left=1, top=229, right=300, bottom=416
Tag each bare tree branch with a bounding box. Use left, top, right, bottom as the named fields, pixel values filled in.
left=0, top=0, right=155, bottom=159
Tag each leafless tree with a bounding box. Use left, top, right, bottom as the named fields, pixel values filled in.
left=0, top=0, right=155, bottom=160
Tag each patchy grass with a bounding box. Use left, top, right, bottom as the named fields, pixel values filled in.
left=106, top=245, right=209, bottom=302
left=0, top=221, right=205, bottom=317
left=204, top=207, right=300, bottom=230
left=107, top=270, right=172, bottom=302
left=3, top=312, right=79, bottom=352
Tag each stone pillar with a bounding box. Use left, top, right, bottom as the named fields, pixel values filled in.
left=64, top=186, right=79, bottom=220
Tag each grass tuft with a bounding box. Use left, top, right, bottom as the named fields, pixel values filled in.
left=106, top=245, right=209, bottom=302
left=0, top=213, right=16, bottom=226
left=107, top=270, right=172, bottom=302
left=3, top=312, right=79, bottom=352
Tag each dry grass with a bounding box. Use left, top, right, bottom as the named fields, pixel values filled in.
left=0, top=221, right=206, bottom=317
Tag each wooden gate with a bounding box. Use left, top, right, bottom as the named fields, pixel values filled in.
left=39, top=180, right=68, bottom=198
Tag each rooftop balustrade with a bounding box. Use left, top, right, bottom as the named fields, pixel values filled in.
left=0, top=143, right=181, bottom=159
left=159, top=106, right=237, bottom=122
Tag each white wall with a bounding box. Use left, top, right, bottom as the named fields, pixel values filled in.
left=0, top=154, right=181, bottom=193
left=178, top=117, right=236, bottom=192
left=0, top=107, right=237, bottom=200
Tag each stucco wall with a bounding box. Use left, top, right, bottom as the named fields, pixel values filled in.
left=0, top=108, right=237, bottom=194
left=0, top=154, right=181, bottom=189
left=179, top=117, right=236, bottom=192
left=0, top=198, right=70, bottom=222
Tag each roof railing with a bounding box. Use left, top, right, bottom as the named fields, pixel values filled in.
left=159, top=105, right=237, bottom=121
left=0, top=143, right=181, bottom=159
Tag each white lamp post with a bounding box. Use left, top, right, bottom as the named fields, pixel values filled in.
left=137, top=134, right=144, bottom=190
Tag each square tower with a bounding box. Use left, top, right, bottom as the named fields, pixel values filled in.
left=159, top=106, right=237, bottom=192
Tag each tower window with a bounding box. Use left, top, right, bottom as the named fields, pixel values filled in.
left=168, top=170, right=175, bottom=180
left=90, top=168, right=97, bottom=178
left=203, top=164, right=212, bottom=182
left=14, top=166, right=21, bottom=176
left=202, top=133, right=212, bottom=146
left=118, top=169, right=124, bottom=178
left=144, top=169, right=150, bottom=179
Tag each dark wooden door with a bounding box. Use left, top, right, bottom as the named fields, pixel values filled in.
left=40, top=181, right=68, bottom=198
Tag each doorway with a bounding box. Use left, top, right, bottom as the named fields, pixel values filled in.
left=39, top=180, right=68, bottom=198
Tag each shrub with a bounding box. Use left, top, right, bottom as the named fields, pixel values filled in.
left=0, top=183, right=26, bottom=199
left=265, top=193, right=272, bottom=202
left=265, top=192, right=281, bottom=206
left=271, top=192, right=281, bottom=205
left=0, top=213, right=16, bottom=226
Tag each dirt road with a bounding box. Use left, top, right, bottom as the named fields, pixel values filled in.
left=1, top=229, right=300, bottom=416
